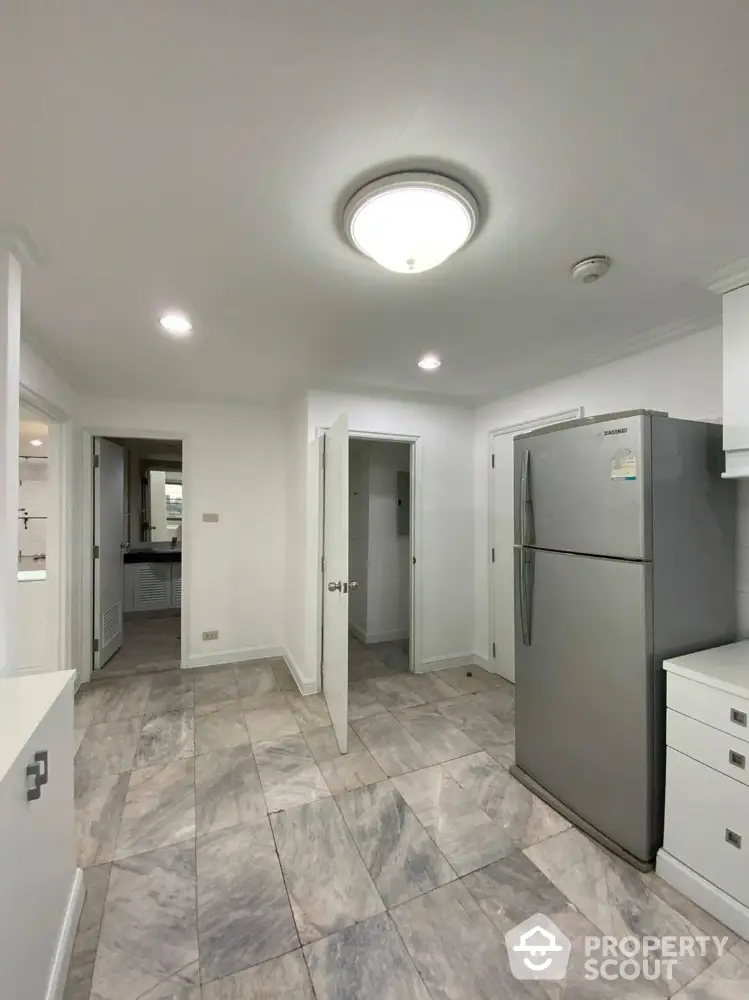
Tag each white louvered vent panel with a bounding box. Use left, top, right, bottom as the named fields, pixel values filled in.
left=172, top=575, right=182, bottom=608
left=134, top=564, right=171, bottom=611
left=102, top=602, right=122, bottom=647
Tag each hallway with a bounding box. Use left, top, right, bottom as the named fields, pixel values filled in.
left=68, top=660, right=748, bottom=999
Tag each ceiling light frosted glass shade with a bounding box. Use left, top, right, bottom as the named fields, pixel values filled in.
left=159, top=310, right=193, bottom=335
left=344, top=172, right=478, bottom=274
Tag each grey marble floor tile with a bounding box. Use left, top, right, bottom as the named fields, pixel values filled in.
left=434, top=695, right=515, bottom=755
left=352, top=712, right=439, bottom=776
left=303, top=723, right=364, bottom=763
left=673, top=954, right=749, bottom=999
left=526, top=827, right=727, bottom=993
left=732, top=940, right=749, bottom=966
left=269, top=657, right=298, bottom=692
left=240, top=692, right=289, bottom=713
left=337, top=780, right=455, bottom=907
left=245, top=705, right=301, bottom=744
left=115, top=758, right=195, bottom=859
left=73, top=723, right=89, bottom=756
left=193, top=667, right=239, bottom=714
left=320, top=750, right=386, bottom=794
left=392, top=704, right=481, bottom=762
left=203, top=949, right=314, bottom=1000
left=641, top=870, right=736, bottom=944
left=64, top=960, right=96, bottom=1000
left=137, top=963, right=202, bottom=999
left=135, top=709, right=195, bottom=768
left=253, top=733, right=331, bottom=813
left=195, top=704, right=250, bottom=754
left=92, top=676, right=152, bottom=722
left=234, top=662, right=278, bottom=699
left=393, top=763, right=514, bottom=875
left=366, top=675, right=426, bottom=710
left=76, top=717, right=143, bottom=782
left=75, top=683, right=109, bottom=729
left=197, top=818, right=299, bottom=983
left=195, top=745, right=267, bottom=835
left=71, top=863, right=112, bottom=968
left=436, top=665, right=501, bottom=694
left=304, top=911, right=432, bottom=1000
left=403, top=671, right=461, bottom=704
left=476, top=683, right=515, bottom=720
left=445, top=751, right=570, bottom=847
left=490, top=740, right=515, bottom=768
left=75, top=770, right=131, bottom=867
left=91, top=840, right=198, bottom=1000
left=390, top=880, right=529, bottom=1000
left=271, top=798, right=384, bottom=943
left=348, top=681, right=389, bottom=720
left=285, top=692, right=332, bottom=732
left=146, top=672, right=194, bottom=715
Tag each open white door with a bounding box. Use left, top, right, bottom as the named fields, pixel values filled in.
left=93, top=437, right=125, bottom=669
left=322, top=413, right=350, bottom=752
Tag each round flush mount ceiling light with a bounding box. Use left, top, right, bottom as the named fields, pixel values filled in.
left=30, top=438, right=43, bottom=447
left=344, top=171, right=479, bottom=274
left=418, top=353, right=442, bottom=371
left=570, top=256, right=611, bottom=284
left=159, top=310, right=193, bottom=336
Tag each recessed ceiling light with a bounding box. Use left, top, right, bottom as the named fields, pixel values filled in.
left=29, top=438, right=43, bottom=447
left=418, top=353, right=442, bottom=371
left=159, top=310, right=193, bottom=336
left=344, top=171, right=479, bottom=274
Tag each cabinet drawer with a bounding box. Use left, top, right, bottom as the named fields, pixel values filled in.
left=664, top=748, right=749, bottom=906
left=667, top=709, right=749, bottom=788
left=667, top=673, right=749, bottom=739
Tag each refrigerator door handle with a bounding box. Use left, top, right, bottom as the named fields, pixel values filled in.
left=520, top=449, right=532, bottom=546
left=520, top=548, right=533, bottom=646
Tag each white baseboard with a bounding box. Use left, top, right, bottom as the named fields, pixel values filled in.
left=282, top=648, right=318, bottom=695
left=46, top=867, right=84, bottom=1000
left=185, top=645, right=284, bottom=670
left=349, top=622, right=367, bottom=644
left=656, top=850, right=749, bottom=940
left=416, top=653, right=478, bottom=674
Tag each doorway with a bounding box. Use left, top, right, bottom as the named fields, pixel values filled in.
left=92, top=435, right=183, bottom=678
left=348, top=438, right=412, bottom=682
left=318, top=415, right=419, bottom=754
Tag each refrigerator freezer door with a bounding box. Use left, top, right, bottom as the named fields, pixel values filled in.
left=515, top=414, right=650, bottom=559
left=514, top=547, right=655, bottom=862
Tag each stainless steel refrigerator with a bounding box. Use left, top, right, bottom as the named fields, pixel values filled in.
left=510, top=410, right=736, bottom=869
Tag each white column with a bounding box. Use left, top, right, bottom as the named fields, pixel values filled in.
left=0, top=251, right=21, bottom=676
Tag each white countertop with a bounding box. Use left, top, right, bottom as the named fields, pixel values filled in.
left=664, top=640, right=749, bottom=699
left=0, top=671, right=75, bottom=785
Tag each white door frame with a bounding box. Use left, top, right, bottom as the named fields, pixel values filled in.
left=488, top=407, right=582, bottom=680
left=77, top=426, right=190, bottom=685
left=18, top=387, right=72, bottom=677
left=313, top=428, right=423, bottom=687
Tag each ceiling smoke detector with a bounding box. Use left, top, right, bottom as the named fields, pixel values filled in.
left=571, top=256, right=611, bottom=284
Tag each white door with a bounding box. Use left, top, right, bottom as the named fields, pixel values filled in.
left=93, top=437, right=125, bottom=669
left=322, top=413, right=350, bottom=752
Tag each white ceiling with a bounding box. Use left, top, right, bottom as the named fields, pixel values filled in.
left=3, top=1, right=749, bottom=404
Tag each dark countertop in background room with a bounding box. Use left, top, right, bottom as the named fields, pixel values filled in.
left=124, top=549, right=181, bottom=564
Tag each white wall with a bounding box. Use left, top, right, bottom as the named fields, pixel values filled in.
left=304, top=392, right=475, bottom=681
left=76, top=399, right=287, bottom=670
left=473, top=326, right=726, bottom=662
left=283, top=396, right=309, bottom=679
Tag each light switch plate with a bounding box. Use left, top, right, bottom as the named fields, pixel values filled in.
left=202, top=512, right=219, bottom=522
left=202, top=630, right=219, bottom=641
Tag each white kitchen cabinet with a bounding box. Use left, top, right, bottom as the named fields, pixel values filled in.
left=657, top=641, right=749, bottom=940
left=722, top=284, right=749, bottom=476
left=0, top=671, right=80, bottom=1000
left=124, top=560, right=181, bottom=612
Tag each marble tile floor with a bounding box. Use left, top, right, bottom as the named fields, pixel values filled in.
left=93, top=613, right=182, bottom=680
left=67, top=659, right=748, bottom=999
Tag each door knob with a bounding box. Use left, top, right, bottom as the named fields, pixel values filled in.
left=348, top=581, right=360, bottom=591
left=328, top=581, right=343, bottom=592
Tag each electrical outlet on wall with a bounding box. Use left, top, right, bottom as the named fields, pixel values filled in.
left=202, top=630, right=219, bottom=641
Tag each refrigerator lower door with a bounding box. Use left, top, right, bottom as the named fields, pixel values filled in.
left=514, top=547, right=655, bottom=863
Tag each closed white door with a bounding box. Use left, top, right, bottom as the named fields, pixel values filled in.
left=322, top=413, right=350, bottom=752
left=93, top=437, right=125, bottom=669
left=491, top=433, right=517, bottom=681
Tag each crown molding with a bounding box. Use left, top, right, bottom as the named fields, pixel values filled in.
left=706, top=258, right=749, bottom=295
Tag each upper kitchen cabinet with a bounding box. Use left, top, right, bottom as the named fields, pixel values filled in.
left=723, top=284, right=749, bottom=477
